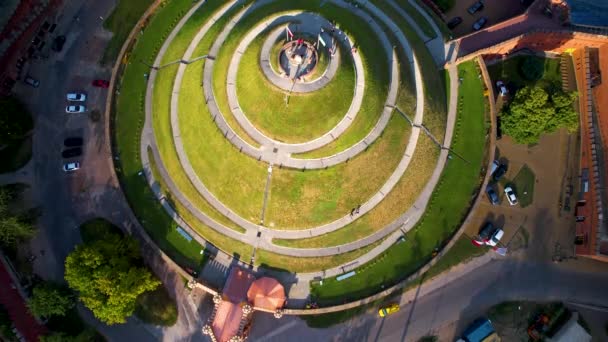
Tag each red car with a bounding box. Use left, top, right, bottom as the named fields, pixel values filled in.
left=92, top=79, right=109, bottom=88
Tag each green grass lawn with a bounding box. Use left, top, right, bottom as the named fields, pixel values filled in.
left=510, top=164, right=535, bottom=208
left=237, top=35, right=355, bottom=143
left=266, top=114, right=410, bottom=228
left=272, top=133, right=437, bottom=246
left=101, top=0, right=154, bottom=65
left=310, top=60, right=487, bottom=306
left=487, top=56, right=561, bottom=92
left=234, top=2, right=391, bottom=159
left=113, top=0, right=212, bottom=270
left=371, top=0, right=447, bottom=141
left=392, top=0, right=437, bottom=39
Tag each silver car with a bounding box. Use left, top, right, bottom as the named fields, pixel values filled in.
left=66, top=93, right=86, bottom=101
left=65, top=105, right=86, bottom=113
left=63, top=161, right=80, bottom=172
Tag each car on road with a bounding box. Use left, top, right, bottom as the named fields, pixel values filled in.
left=24, top=76, right=40, bottom=88
left=378, top=303, right=400, bottom=317
left=63, top=161, right=80, bottom=172
left=472, top=17, right=488, bottom=31
left=496, top=81, right=508, bottom=96
left=472, top=222, right=495, bottom=246
left=66, top=93, right=86, bottom=101
left=66, top=105, right=86, bottom=113
left=447, top=17, right=463, bottom=29
left=493, top=163, right=507, bottom=181
left=92, top=79, right=109, bottom=88
left=63, top=137, right=83, bottom=147
left=62, top=148, right=82, bottom=159
left=486, top=186, right=499, bottom=205
left=486, top=228, right=504, bottom=247
left=51, top=35, right=66, bottom=52
left=467, top=1, right=484, bottom=14
left=504, top=186, right=518, bottom=206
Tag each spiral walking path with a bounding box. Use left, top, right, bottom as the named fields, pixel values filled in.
left=140, top=0, right=455, bottom=272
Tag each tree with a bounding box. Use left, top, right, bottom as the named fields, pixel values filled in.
left=40, top=330, right=98, bottom=342
left=0, top=187, right=35, bottom=247
left=28, top=283, right=74, bottom=318
left=0, top=216, right=35, bottom=247
left=519, top=56, right=544, bottom=81
left=64, top=233, right=160, bottom=325
left=500, top=86, right=578, bottom=144
left=0, top=97, right=33, bottom=145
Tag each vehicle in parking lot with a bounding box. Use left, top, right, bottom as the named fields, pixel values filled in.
left=472, top=17, right=488, bottom=31
left=378, top=303, right=400, bottom=317
left=66, top=105, right=86, bottom=113
left=504, top=186, right=518, bottom=206
left=63, top=137, right=83, bottom=147
left=51, top=35, right=66, bottom=52
left=486, top=228, right=504, bottom=247
left=467, top=1, right=484, bottom=14
left=447, top=17, right=463, bottom=29
left=496, top=81, right=508, bottom=96
left=486, top=186, right=499, bottom=205
left=24, top=76, right=40, bottom=88
left=62, top=148, right=82, bottom=159
left=63, top=162, right=80, bottom=172
left=66, top=93, right=86, bottom=101
left=493, top=163, right=507, bottom=181
left=92, top=79, right=109, bottom=88
left=472, top=222, right=495, bottom=246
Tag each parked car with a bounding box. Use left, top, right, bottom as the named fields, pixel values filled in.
left=51, top=35, right=66, bottom=52
left=496, top=81, right=508, bottom=96
left=472, top=222, right=495, bottom=246
left=447, top=17, right=463, bottom=29
left=472, top=17, right=488, bottom=31
left=63, top=161, right=80, bottom=172
left=62, top=148, right=82, bottom=158
left=66, top=93, right=86, bottom=101
left=92, top=79, right=109, bottom=88
left=24, top=76, right=40, bottom=88
left=486, top=186, right=499, bottom=205
left=467, top=1, right=484, bottom=14
left=63, top=137, right=83, bottom=147
left=486, top=228, right=504, bottom=247
left=66, top=105, right=86, bottom=113
left=378, top=303, right=400, bottom=317
left=493, top=163, right=507, bottom=181
left=504, top=186, right=518, bottom=206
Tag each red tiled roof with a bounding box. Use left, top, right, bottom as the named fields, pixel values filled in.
left=212, top=301, right=243, bottom=342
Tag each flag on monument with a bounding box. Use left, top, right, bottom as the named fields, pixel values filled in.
left=318, top=34, right=326, bottom=47
left=286, top=26, right=294, bottom=40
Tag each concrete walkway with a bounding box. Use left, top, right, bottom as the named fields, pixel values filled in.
left=260, top=22, right=341, bottom=93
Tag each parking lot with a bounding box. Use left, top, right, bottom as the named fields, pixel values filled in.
left=445, top=0, right=530, bottom=38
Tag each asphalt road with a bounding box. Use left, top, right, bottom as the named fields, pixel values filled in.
left=249, top=258, right=608, bottom=342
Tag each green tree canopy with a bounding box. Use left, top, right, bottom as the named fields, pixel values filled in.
left=0, top=97, right=33, bottom=145
left=519, top=56, right=544, bottom=81
left=28, top=283, right=74, bottom=318
left=40, top=330, right=98, bottom=342
left=64, top=233, right=160, bottom=325
left=500, top=86, right=578, bottom=144
left=0, top=187, right=35, bottom=247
